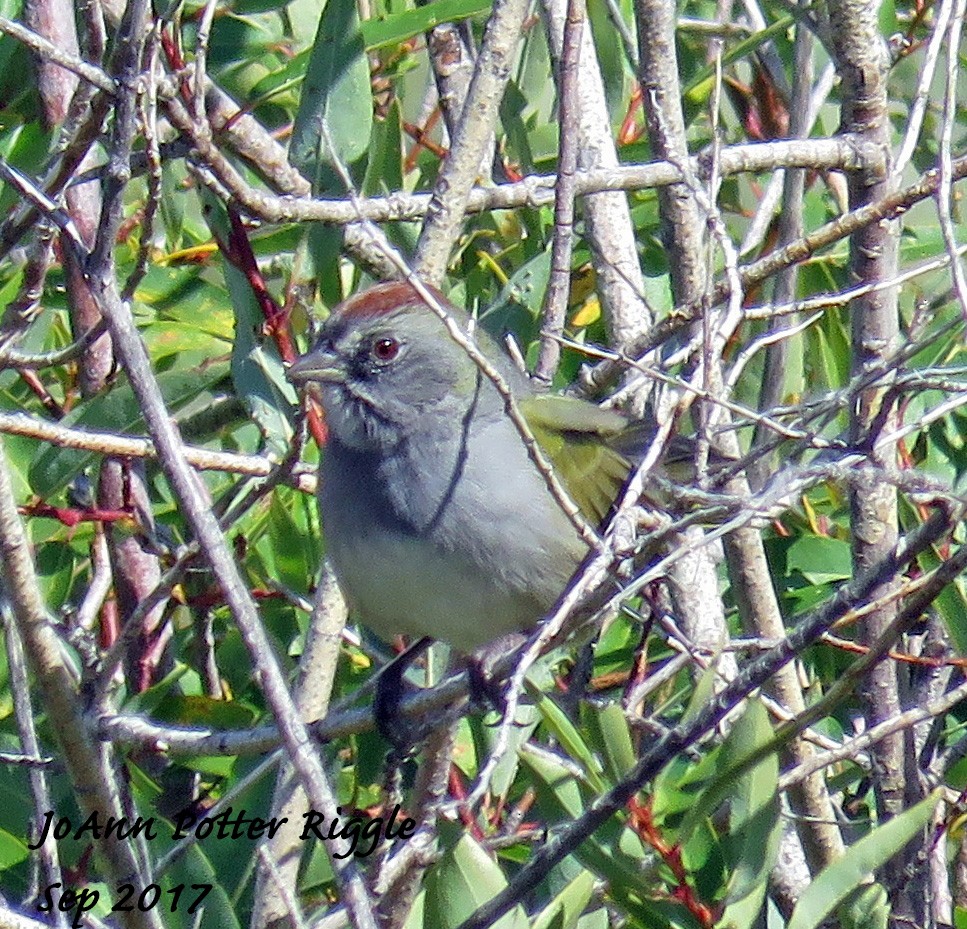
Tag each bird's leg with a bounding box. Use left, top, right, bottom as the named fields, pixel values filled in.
left=466, top=655, right=508, bottom=715
left=556, top=636, right=597, bottom=719
left=374, top=636, right=434, bottom=751
left=466, top=631, right=529, bottom=716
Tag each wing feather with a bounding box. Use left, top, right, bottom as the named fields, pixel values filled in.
left=519, top=395, right=631, bottom=526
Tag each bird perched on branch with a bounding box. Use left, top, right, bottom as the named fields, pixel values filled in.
left=288, top=281, right=687, bottom=655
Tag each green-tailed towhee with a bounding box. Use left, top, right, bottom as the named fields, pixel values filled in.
left=288, top=281, right=650, bottom=653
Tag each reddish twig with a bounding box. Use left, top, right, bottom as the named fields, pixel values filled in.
left=403, top=110, right=447, bottom=171
left=627, top=798, right=717, bottom=927
left=20, top=501, right=134, bottom=528
left=219, top=207, right=328, bottom=448
left=448, top=766, right=486, bottom=840
left=618, top=83, right=644, bottom=145
left=822, top=633, right=967, bottom=669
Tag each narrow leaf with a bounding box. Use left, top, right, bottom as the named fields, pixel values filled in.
left=788, top=792, right=940, bottom=929
left=290, top=1, right=372, bottom=193
left=424, top=834, right=528, bottom=929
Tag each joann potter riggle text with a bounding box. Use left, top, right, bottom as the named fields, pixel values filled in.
left=30, top=805, right=418, bottom=858
left=31, top=807, right=419, bottom=926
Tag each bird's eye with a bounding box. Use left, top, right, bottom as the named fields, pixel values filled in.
left=371, top=337, right=400, bottom=362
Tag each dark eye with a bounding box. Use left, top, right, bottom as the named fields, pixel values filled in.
left=371, top=337, right=400, bottom=362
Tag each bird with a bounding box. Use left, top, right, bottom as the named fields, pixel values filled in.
left=288, top=280, right=662, bottom=655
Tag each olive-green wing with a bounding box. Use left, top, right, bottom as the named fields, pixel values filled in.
left=519, top=394, right=631, bottom=526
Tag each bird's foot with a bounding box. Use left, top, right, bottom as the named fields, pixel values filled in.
left=465, top=631, right=529, bottom=717
left=466, top=656, right=508, bottom=715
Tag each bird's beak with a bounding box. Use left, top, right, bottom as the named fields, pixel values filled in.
left=287, top=349, right=346, bottom=385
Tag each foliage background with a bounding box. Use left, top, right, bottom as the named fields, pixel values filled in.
left=0, top=0, right=966, bottom=927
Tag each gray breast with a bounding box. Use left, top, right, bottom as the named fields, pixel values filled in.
left=318, top=419, right=587, bottom=651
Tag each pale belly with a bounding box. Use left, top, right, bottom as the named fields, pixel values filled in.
left=328, top=529, right=549, bottom=653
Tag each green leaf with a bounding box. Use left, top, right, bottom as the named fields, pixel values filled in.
left=363, top=97, right=404, bottom=197
left=29, top=367, right=229, bottom=498
left=231, top=334, right=297, bottom=457
left=840, top=884, right=889, bottom=929
left=521, top=745, right=665, bottom=920
left=641, top=271, right=673, bottom=317
left=160, top=839, right=243, bottom=929
left=470, top=702, right=539, bottom=800
left=134, top=264, right=236, bottom=353
left=527, top=681, right=607, bottom=792
left=678, top=700, right=772, bottom=839
left=35, top=540, right=78, bottom=612
left=0, top=826, right=28, bottom=869
left=423, top=834, right=528, bottom=929
left=202, top=197, right=297, bottom=455
left=811, top=303, right=851, bottom=391
left=261, top=492, right=316, bottom=590
left=715, top=700, right=782, bottom=929
left=0, top=122, right=52, bottom=216
left=245, top=48, right=310, bottom=113
left=788, top=792, right=941, bottom=929
left=787, top=536, right=852, bottom=584
left=587, top=0, right=631, bottom=119
left=152, top=694, right=257, bottom=731
left=683, top=15, right=794, bottom=106
left=290, top=1, right=373, bottom=194
left=877, top=0, right=900, bottom=39
left=584, top=703, right=637, bottom=784
left=498, top=79, right=538, bottom=181
left=361, top=0, right=492, bottom=50
left=531, top=870, right=597, bottom=929
left=479, top=246, right=552, bottom=345
left=900, top=496, right=967, bottom=655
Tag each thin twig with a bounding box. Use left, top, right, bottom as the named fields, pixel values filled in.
left=534, top=0, right=584, bottom=385
left=0, top=15, right=115, bottom=93
left=0, top=411, right=316, bottom=487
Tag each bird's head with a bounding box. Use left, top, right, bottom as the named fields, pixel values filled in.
left=288, top=282, right=504, bottom=452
